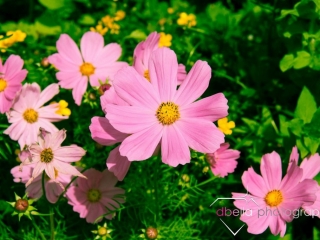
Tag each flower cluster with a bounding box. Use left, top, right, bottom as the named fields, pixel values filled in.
left=0, top=30, right=26, bottom=52
left=90, top=10, right=126, bottom=35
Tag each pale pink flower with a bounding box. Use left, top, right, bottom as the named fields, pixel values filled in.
left=288, top=146, right=320, bottom=218
left=4, top=83, right=67, bottom=149
left=232, top=151, right=318, bottom=237
left=105, top=47, right=228, bottom=167
left=133, top=32, right=186, bottom=84
left=22, top=129, right=86, bottom=187
left=89, top=117, right=130, bottom=181
left=11, top=162, right=74, bottom=203
left=0, top=55, right=28, bottom=113
left=206, top=143, right=240, bottom=177
left=48, top=31, right=128, bottom=105
left=66, top=168, right=125, bottom=223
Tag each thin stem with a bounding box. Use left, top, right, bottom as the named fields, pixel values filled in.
left=41, top=172, right=47, bottom=201
left=31, top=217, right=46, bottom=240
left=50, top=207, right=55, bottom=240
left=154, top=154, right=161, bottom=223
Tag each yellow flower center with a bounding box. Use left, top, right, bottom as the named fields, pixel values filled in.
left=40, top=148, right=54, bottom=163
left=98, top=227, right=108, bottom=236
left=265, top=190, right=283, bottom=207
left=23, top=109, right=38, bottom=123
left=144, top=70, right=150, bottom=82
left=0, top=78, right=7, bottom=92
left=80, top=62, right=95, bottom=76
left=156, top=102, right=180, bottom=125
left=87, top=189, right=101, bottom=202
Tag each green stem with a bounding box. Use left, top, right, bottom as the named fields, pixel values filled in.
left=154, top=154, right=161, bottom=223
left=50, top=207, right=55, bottom=240
left=31, top=217, right=46, bottom=240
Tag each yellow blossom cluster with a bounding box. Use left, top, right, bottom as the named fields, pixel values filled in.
left=90, top=10, right=126, bottom=36
left=218, top=117, right=235, bottom=135
left=177, top=12, right=197, bottom=27
left=158, top=32, right=172, bottom=47
left=0, top=30, right=26, bottom=52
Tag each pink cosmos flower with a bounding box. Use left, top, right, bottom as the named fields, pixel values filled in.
left=232, top=151, right=318, bottom=237
left=133, top=32, right=186, bottom=84
left=89, top=117, right=130, bottom=181
left=22, top=128, right=86, bottom=187
left=11, top=163, right=74, bottom=204
left=48, top=31, right=128, bottom=105
left=289, top=146, right=320, bottom=218
left=105, top=47, right=228, bottom=167
left=206, top=143, right=240, bottom=177
left=0, top=55, right=28, bottom=113
left=66, top=168, right=125, bottom=223
left=4, top=83, right=67, bottom=149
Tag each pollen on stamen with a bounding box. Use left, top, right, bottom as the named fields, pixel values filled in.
left=265, top=190, right=283, bottom=207
left=144, top=69, right=150, bottom=82
left=80, top=62, right=95, bottom=76
left=23, top=109, right=38, bottom=124
left=156, top=102, right=180, bottom=125
left=0, top=78, right=7, bottom=92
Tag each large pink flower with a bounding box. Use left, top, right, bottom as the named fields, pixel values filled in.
left=4, top=83, right=67, bottom=149
left=289, top=146, right=320, bottom=218
left=232, top=151, right=318, bottom=237
left=48, top=31, right=128, bottom=105
left=0, top=55, right=28, bottom=113
left=206, top=143, right=240, bottom=177
left=66, top=168, right=125, bottom=223
left=89, top=116, right=130, bottom=181
left=133, top=32, right=186, bottom=84
left=105, top=47, right=228, bottom=166
left=22, top=129, right=86, bottom=187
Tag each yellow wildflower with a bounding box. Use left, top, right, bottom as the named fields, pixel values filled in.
left=101, top=15, right=114, bottom=28
left=167, top=8, right=174, bottom=14
left=90, top=23, right=108, bottom=36
left=158, top=18, right=166, bottom=26
left=177, top=12, right=197, bottom=27
left=158, top=32, right=172, bottom=47
left=110, top=23, right=120, bottom=35
left=54, top=100, right=71, bottom=116
left=218, top=117, right=235, bottom=135
left=0, top=30, right=26, bottom=52
left=114, top=10, right=126, bottom=21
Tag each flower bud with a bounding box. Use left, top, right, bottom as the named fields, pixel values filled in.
left=15, top=199, right=28, bottom=212
left=146, top=227, right=158, bottom=239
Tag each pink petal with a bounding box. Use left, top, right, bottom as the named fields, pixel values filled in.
left=3, top=55, right=24, bottom=79
left=161, top=125, right=190, bottom=167
left=180, top=93, right=228, bottom=122
left=177, top=118, right=224, bottom=153
left=35, top=84, right=59, bottom=109
left=300, top=153, right=320, bottom=180
left=177, top=63, right=187, bottom=85
left=54, top=145, right=86, bottom=162
left=3, top=120, right=27, bottom=142
left=53, top=161, right=86, bottom=178
left=89, top=117, right=127, bottom=146
left=119, top=124, right=163, bottom=161
left=7, top=69, right=27, bottom=85
left=288, top=146, right=299, bottom=171
left=56, top=34, right=83, bottom=65
left=0, top=94, right=14, bottom=113
left=47, top=129, right=66, bottom=150
left=106, top=104, right=157, bottom=134
left=269, top=215, right=287, bottom=237
left=72, top=76, right=88, bottom=105
left=56, top=71, right=82, bottom=89
left=26, top=162, right=46, bottom=186
left=283, top=179, right=317, bottom=206
left=86, top=202, right=105, bottom=223
left=37, top=119, right=59, bottom=134
left=280, top=163, right=303, bottom=193
left=46, top=181, right=64, bottom=203
left=48, top=53, right=79, bottom=72
left=66, top=185, right=88, bottom=205
left=106, top=147, right=131, bottom=181
left=99, top=169, right=119, bottom=190
left=148, top=48, right=178, bottom=101
left=80, top=32, right=104, bottom=63
left=26, top=179, right=43, bottom=199
left=240, top=209, right=271, bottom=235
left=94, top=62, right=129, bottom=84
left=93, top=43, right=122, bottom=68
left=100, top=86, right=129, bottom=112
left=112, top=66, right=160, bottom=110
left=38, top=104, right=68, bottom=122
left=77, top=168, right=102, bottom=191
left=260, top=152, right=282, bottom=190
left=173, top=60, right=211, bottom=106
left=303, top=189, right=320, bottom=217
left=242, top=167, right=268, bottom=198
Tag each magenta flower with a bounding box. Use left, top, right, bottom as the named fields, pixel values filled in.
left=4, top=83, right=67, bottom=149
left=232, top=151, right=318, bottom=237
left=0, top=55, right=28, bottom=113
left=11, top=163, right=74, bottom=203
left=288, top=146, right=320, bottom=218
left=89, top=117, right=130, bottom=181
left=105, top=47, right=228, bottom=167
left=48, top=32, right=128, bottom=105
left=21, top=129, right=86, bottom=187
left=66, top=168, right=125, bottom=223
left=206, top=143, right=240, bottom=177
left=133, top=32, right=186, bottom=84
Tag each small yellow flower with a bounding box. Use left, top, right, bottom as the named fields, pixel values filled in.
left=158, top=18, right=166, bottom=26
left=0, top=30, right=26, bottom=52
left=90, top=24, right=108, bottom=36
left=177, top=12, right=197, bottom=27
left=218, top=117, right=235, bottom=135
left=54, top=100, right=71, bottom=116
left=101, top=15, right=114, bottom=28
left=167, top=7, right=174, bottom=14
left=110, top=23, right=120, bottom=34
left=114, top=10, right=126, bottom=21
left=158, top=32, right=172, bottom=47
